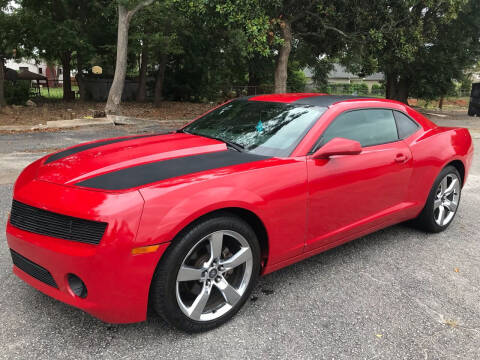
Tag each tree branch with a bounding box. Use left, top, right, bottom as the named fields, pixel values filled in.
left=290, top=0, right=316, bottom=23
left=127, top=0, right=155, bottom=20
left=302, top=11, right=349, bottom=37
left=323, top=24, right=348, bottom=37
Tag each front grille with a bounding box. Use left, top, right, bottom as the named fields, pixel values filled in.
left=10, top=249, right=58, bottom=288
left=10, top=200, right=107, bottom=245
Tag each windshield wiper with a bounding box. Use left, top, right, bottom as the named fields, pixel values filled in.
left=178, top=129, right=244, bottom=152
left=208, top=136, right=245, bottom=152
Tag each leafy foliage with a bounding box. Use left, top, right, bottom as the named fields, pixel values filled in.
left=343, top=0, right=480, bottom=102
left=4, top=80, right=30, bottom=104
left=2, top=0, right=480, bottom=106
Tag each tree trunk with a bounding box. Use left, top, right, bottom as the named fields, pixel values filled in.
left=0, top=58, right=6, bottom=108
left=105, top=5, right=130, bottom=114
left=105, top=0, right=154, bottom=114
left=154, top=54, right=167, bottom=107
left=385, top=72, right=409, bottom=104
left=61, top=52, right=74, bottom=101
left=248, top=57, right=260, bottom=95
left=274, top=20, right=292, bottom=94
left=76, top=55, right=87, bottom=101
left=385, top=71, right=394, bottom=99
left=439, top=97, right=444, bottom=110
left=76, top=73, right=86, bottom=101
left=136, top=39, right=148, bottom=102
left=395, top=76, right=409, bottom=104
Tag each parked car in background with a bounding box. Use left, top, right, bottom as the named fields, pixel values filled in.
left=468, top=83, right=480, bottom=116
left=6, top=94, right=474, bottom=332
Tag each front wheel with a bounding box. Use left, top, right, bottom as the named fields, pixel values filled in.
left=150, top=214, right=261, bottom=332
left=414, top=165, right=462, bottom=233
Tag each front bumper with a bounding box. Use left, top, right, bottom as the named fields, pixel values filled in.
left=6, top=178, right=169, bottom=324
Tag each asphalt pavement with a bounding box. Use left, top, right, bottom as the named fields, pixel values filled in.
left=0, top=122, right=479, bottom=359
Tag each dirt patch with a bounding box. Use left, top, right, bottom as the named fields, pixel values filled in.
left=409, top=97, right=470, bottom=111
left=0, top=101, right=217, bottom=127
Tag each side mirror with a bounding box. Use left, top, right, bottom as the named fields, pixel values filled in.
left=311, top=137, right=362, bottom=159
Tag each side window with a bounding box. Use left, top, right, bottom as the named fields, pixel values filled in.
left=320, top=109, right=399, bottom=148
left=393, top=111, right=420, bottom=139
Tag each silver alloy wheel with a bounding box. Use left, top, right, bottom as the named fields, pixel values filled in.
left=175, top=230, right=253, bottom=321
left=434, top=173, right=461, bottom=226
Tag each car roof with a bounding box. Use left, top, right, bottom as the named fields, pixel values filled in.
left=242, top=93, right=380, bottom=107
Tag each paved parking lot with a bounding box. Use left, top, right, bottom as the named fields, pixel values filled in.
left=0, top=125, right=479, bottom=359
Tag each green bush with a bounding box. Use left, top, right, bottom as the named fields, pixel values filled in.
left=351, top=83, right=369, bottom=95
left=5, top=80, right=31, bottom=105
left=287, top=69, right=307, bottom=92
left=371, top=83, right=385, bottom=96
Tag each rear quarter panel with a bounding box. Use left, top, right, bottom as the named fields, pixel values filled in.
left=403, top=126, right=473, bottom=211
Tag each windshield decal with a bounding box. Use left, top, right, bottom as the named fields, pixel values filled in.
left=256, top=120, right=264, bottom=133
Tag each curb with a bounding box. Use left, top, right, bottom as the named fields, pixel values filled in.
left=0, top=118, right=114, bottom=132
left=0, top=116, right=168, bottom=132
left=46, top=118, right=114, bottom=129
left=107, top=115, right=156, bottom=125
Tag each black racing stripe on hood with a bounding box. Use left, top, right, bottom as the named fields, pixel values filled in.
left=44, top=133, right=162, bottom=164
left=76, top=150, right=270, bottom=190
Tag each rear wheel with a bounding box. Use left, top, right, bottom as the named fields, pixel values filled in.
left=414, top=165, right=462, bottom=233
left=468, top=104, right=477, bottom=117
left=150, top=214, right=260, bottom=332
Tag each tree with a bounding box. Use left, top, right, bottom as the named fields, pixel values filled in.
left=160, top=1, right=265, bottom=101
left=131, top=1, right=184, bottom=105
left=19, top=0, right=91, bottom=100
left=409, top=0, right=480, bottom=102
left=0, top=1, right=20, bottom=108
left=344, top=0, right=480, bottom=103
left=105, top=0, right=155, bottom=114
left=73, top=1, right=117, bottom=101
left=215, top=0, right=351, bottom=93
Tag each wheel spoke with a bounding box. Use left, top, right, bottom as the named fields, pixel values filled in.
left=221, top=247, right=251, bottom=271
left=216, top=278, right=241, bottom=306
left=188, top=285, right=212, bottom=320
left=177, top=265, right=204, bottom=282
left=209, top=232, right=223, bottom=260
left=444, top=178, right=458, bottom=196
left=444, top=200, right=458, bottom=212
left=437, top=205, right=446, bottom=225
left=439, top=177, right=448, bottom=194
left=434, top=198, right=442, bottom=210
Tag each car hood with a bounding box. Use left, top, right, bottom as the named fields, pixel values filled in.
left=36, top=132, right=228, bottom=187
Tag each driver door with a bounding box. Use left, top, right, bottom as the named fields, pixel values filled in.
left=305, top=108, right=413, bottom=252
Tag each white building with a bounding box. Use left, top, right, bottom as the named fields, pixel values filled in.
left=6, top=58, right=64, bottom=82
left=304, top=64, right=384, bottom=92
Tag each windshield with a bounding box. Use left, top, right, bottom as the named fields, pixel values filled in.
left=183, top=100, right=326, bottom=157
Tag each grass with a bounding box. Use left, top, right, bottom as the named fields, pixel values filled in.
left=39, top=86, right=79, bottom=99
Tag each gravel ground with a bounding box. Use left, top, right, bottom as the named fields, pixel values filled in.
left=0, top=123, right=479, bottom=360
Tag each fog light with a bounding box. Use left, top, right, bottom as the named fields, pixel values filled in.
left=67, top=274, right=87, bottom=298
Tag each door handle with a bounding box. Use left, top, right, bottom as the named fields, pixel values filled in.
left=395, top=153, right=408, bottom=163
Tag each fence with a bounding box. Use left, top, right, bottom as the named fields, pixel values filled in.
left=31, top=80, right=475, bottom=102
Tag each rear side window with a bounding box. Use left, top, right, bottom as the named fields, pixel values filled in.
left=394, top=111, right=420, bottom=139
left=320, top=109, right=399, bottom=147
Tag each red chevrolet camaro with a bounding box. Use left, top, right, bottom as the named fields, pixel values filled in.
left=6, top=94, right=473, bottom=332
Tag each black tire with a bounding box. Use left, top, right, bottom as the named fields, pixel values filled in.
left=414, top=165, right=462, bottom=233
left=468, top=104, right=476, bottom=117
left=150, top=213, right=261, bottom=333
